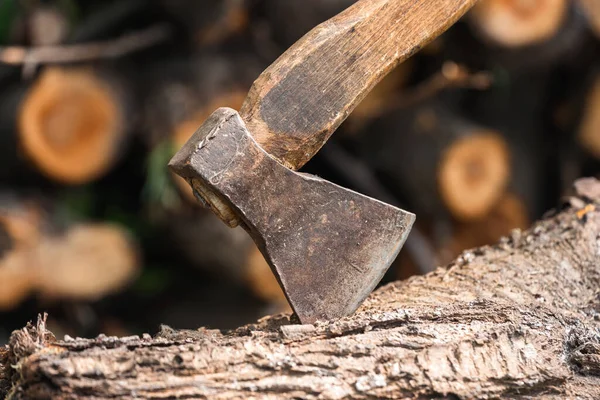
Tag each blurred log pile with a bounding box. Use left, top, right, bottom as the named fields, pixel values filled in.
left=0, top=0, right=599, bottom=340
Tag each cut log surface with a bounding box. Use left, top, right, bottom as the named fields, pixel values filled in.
left=2, top=178, right=600, bottom=399
left=18, top=67, right=126, bottom=184
left=0, top=222, right=140, bottom=308
left=468, top=0, right=568, bottom=47
left=353, top=104, right=511, bottom=221
left=35, top=224, right=140, bottom=301
left=0, top=195, right=139, bottom=310
left=438, top=131, right=511, bottom=221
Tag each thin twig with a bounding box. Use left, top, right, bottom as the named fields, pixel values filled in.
left=0, top=24, right=172, bottom=66
left=345, top=61, right=493, bottom=134
left=385, top=61, right=493, bottom=113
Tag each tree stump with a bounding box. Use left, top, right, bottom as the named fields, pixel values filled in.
left=2, top=178, right=600, bottom=399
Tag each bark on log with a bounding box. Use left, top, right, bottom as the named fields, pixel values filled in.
left=3, top=178, right=600, bottom=399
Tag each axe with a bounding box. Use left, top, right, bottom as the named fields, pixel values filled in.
left=169, top=0, right=478, bottom=323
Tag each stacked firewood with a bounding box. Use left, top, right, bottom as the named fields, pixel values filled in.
left=0, top=0, right=598, bottom=337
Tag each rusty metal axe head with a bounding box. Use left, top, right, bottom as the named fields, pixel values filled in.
left=169, top=0, right=477, bottom=323
left=169, top=108, right=414, bottom=323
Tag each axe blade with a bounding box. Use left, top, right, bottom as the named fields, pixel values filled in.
left=170, top=108, right=415, bottom=323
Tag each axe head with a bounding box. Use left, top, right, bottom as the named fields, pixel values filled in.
left=169, top=108, right=415, bottom=323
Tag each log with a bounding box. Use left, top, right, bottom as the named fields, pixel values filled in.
left=351, top=103, right=511, bottom=221
left=0, top=242, right=36, bottom=311
left=34, top=224, right=140, bottom=301
left=0, top=196, right=48, bottom=310
left=2, top=177, right=600, bottom=399
left=438, top=130, right=511, bottom=221
left=460, top=66, right=558, bottom=218
left=467, top=0, right=568, bottom=48
left=398, top=192, right=530, bottom=277
left=439, top=192, right=530, bottom=264
left=0, top=194, right=140, bottom=310
left=18, top=67, right=131, bottom=185
left=449, top=1, right=587, bottom=73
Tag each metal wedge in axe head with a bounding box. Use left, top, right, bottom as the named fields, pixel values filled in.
left=169, top=0, right=478, bottom=324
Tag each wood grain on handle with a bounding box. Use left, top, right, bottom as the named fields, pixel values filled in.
left=239, top=0, right=478, bottom=169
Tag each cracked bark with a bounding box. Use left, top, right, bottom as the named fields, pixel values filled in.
left=2, top=178, right=600, bottom=399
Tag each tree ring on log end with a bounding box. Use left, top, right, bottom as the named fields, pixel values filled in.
left=438, top=131, right=510, bottom=221
left=18, top=68, right=124, bottom=184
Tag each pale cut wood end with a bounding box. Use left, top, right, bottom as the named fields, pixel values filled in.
left=19, top=68, right=124, bottom=184
left=469, top=0, right=568, bottom=47
left=438, top=131, right=511, bottom=221
left=36, top=224, right=139, bottom=300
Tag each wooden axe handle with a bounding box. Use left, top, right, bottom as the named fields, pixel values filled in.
left=239, top=0, right=478, bottom=169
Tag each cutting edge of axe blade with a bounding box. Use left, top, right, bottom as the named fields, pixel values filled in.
left=169, top=108, right=415, bottom=323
